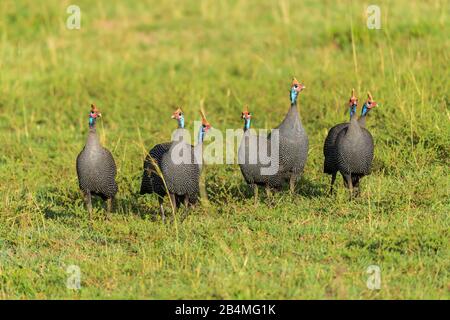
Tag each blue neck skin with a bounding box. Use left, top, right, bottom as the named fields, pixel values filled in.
left=290, top=88, right=298, bottom=106
left=177, top=115, right=185, bottom=129
left=89, top=116, right=96, bottom=128
left=244, top=118, right=251, bottom=131
left=361, top=103, right=369, bottom=117
left=349, top=104, right=357, bottom=119
left=198, top=125, right=206, bottom=143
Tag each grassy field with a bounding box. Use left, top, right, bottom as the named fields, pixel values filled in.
left=0, top=0, right=449, bottom=299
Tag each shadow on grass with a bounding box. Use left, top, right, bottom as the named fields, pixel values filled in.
left=295, top=176, right=327, bottom=198
left=122, top=191, right=192, bottom=222
left=205, top=175, right=326, bottom=206
left=115, top=194, right=160, bottom=221
left=35, top=186, right=81, bottom=220
left=204, top=179, right=249, bottom=206
left=35, top=186, right=144, bottom=221
left=43, top=207, right=77, bottom=220
left=36, top=175, right=326, bottom=222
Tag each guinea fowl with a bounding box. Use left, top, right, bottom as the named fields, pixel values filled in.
left=238, top=78, right=308, bottom=199
left=76, top=104, right=118, bottom=218
left=272, top=77, right=309, bottom=193
left=140, top=108, right=211, bottom=221
left=238, top=105, right=280, bottom=201
left=357, top=92, right=377, bottom=128
left=335, top=92, right=378, bottom=196
left=323, top=89, right=358, bottom=193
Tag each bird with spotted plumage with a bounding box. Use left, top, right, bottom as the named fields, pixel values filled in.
left=238, top=104, right=283, bottom=202
left=140, top=107, right=211, bottom=221
left=238, top=78, right=309, bottom=199
left=334, top=92, right=378, bottom=197
left=76, top=104, right=118, bottom=219
left=323, top=89, right=359, bottom=194
left=271, top=77, right=309, bottom=193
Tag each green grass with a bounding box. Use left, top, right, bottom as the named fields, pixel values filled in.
left=0, top=0, right=449, bottom=299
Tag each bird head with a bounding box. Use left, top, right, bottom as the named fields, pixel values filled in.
left=241, top=105, right=252, bottom=131
left=348, top=89, right=358, bottom=118
left=171, top=107, right=185, bottom=128
left=198, top=107, right=211, bottom=142
left=361, top=92, right=378, bottom=116
left=290, top=77, right=306, bottom=105
left=89, top=104, right=102, bottom=128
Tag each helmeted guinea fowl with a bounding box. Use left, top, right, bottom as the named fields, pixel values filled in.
left=335, top=92, right=378, bottom=196
left=357, top=92, right=377, bottom=129
left=271, top=77, right=309, bottom=193
left=323, top=89, right=358, bottom=193
left=238, top=104, right=285, bottom=201
left=140, top=108, right=211, bottom=221
left=238, top=78, right=308, bottom=199
left=76, top=104, right=118, bottom=218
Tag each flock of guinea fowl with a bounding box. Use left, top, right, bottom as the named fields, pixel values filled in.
left=76, top=78, right=378, bottom=220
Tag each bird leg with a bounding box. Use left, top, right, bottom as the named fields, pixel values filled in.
left=342, top=174, right=349, bottom=188
left=84, top=191, right=92, bottom=220
left=353, top=177, right=361, bottom=197
left=289, top=175, right=297, bottom=194
left=169, top=193, right=177, bottom=221
left=180, top=194, right=190, bottom=222
left=158, top=197, right=165, bottom=223
left=346, top=174, right=354, bottom=200
left=252, top=184, right=258, bottom=205
left=265, top=186, right=272, bottom=198
left=329, top=173, right=337, bottom=194
left=106, top=198, right=113, bottom=220
left=175, top=195, right=182, bottom=208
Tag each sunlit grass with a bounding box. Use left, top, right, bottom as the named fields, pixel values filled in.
left=0, top=0, right=448, bottom=299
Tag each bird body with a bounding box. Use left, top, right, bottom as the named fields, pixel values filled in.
left=238, top=128, right=284, bottom=188
left=160, top=130, right=201, bottom=203
left=323, top=122, right=349, bottom=175
left=323, top=109, right=371, bottom=176
left=76, top=105, right=117, bottom=217
left=76, top=130, right=118, bottom=199
left=238, top=78, right=308, bottom=200
left=275, top=103, right=309, bottom=179
left=140, top=141, right=172, bottom=198
left=140, top=108, right=210, bottom=220
left=335, top=115, right=374, bottom=191
left=324, top=91, right=378, bottom=195
left=273, top=78, right=309, bottom=192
